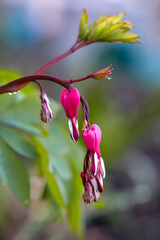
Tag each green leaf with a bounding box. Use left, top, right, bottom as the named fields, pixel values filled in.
left=37, top=125, right=72, bottom=180
left=110, top=12, right=126, bottom=24
left=78, top=9, right=141, bottom=44
left=68, top=163, right=83, bottom=237
left=97, top=22, right=126, bottom=39
left=49, top=154, right=72, bottom=180
left=0, top=125, right=37, bottom=158
left=0, top=139, right=30, bottom=207
left=0, top=69, right=22, bottom=84
left=0, top=90, right=60, bottom=134
left=105, top=32, right=141, bottom=43
left=0, top=69, right=35, bottom=94
left=89, top=21, right=108, bottom=41
left=32, top=137, right=66, bottom=208
left=78, top=9, right=89, bottom=41
left=0, top=93, right=41, bottom=123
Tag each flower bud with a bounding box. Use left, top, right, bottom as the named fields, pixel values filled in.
left=60, top=88, right=80, bottom=141
left=40, top=93, right=54, bottom=123
left=89, top=177, right=101, bottom=202
left=81, top=171, right=89, bottom=186
left=95, top=174, right=104, bottom=193
left=90, top=65, right=113, bottom=80
left=83, top=185, right=94, bottom=204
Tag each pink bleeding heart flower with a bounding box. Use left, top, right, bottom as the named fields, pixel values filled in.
left=82, top=123, right=106, bottom=203
left=83, top=124, right=101, bottom=157
left=83, top=124, right=106, bottom=178
left=60, top=88, right=80, bottom=142
left=83, top=124, right=105, bottom=175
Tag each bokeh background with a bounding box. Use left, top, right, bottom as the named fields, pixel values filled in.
left=0, top=0, right=160, bottom=239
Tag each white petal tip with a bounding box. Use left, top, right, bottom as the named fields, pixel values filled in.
left=100, top=174, right=103, bottom=187
left=94, top=152, right=98, bottom=176
left=68, top=119, right=76, bottom=142
left=100, top=157, right=106, bottom=179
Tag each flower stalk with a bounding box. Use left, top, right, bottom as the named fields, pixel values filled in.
left=0, top=64, right=113, bottom=95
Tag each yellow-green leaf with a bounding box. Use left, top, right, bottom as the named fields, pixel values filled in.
left=78, top=9, right=89, bottom=41
left=112, top=12, right=126, bottom=24
left=77, top=9, right=141, bottom=44
left=106, top=32, right=141, bottom=43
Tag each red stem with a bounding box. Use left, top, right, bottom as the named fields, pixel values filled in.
left=0, top=71, right=93, bottom=95
left=18, top=40, right=89, bottom=90
left=71, top=75, right=90, bottom=84
left=0, top=75, right=69, bottom=94
left=35, top=40, right=88, bottom=74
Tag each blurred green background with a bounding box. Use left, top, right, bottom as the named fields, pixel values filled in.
left=0, top=0, right=160, bottom=240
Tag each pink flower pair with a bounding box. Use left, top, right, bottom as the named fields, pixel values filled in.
left=60, top=87, right=106, bottom=204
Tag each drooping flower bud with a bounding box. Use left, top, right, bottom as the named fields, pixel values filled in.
left=95, top=173, right=104, bottom=193
left=89, top=177, right=101, bottom=202
left=83, top=185, right=94, bottom=204
left=40, top=93, right=54, bottom=123
left=89, top=65, right=113, bottom=80
left=81, top=172, right=94, bottom=204
left=60, top=88, right=80, bottom=142
left=81, top=171, right=89, bottom=186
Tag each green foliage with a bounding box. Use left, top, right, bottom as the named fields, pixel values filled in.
left=32, top=138, right=66, bottom=208
left=78, top=8, right=89, bottom=42
left=0, top=139, right=30, bottom=207
left=0, top=69, right=84, bottom=235
left=0, top=126, right=37, bottom=158
left=78, top=9, right=141, bottom=43
left=32, top=124, right=84, bottom=236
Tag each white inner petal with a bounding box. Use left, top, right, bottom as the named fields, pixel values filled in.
left=94, top=152, right=98, bottom=176
left=68, top=119, right=76, bottom=142
left=100, top=174, right=103, bottom=187
left=100, top=157, right=106, bottom=179
left=44, top=94, right=53, bottom=118
left=46, top=98, right=53, bottom=117
left=76, top=120, right=79, bottom=130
